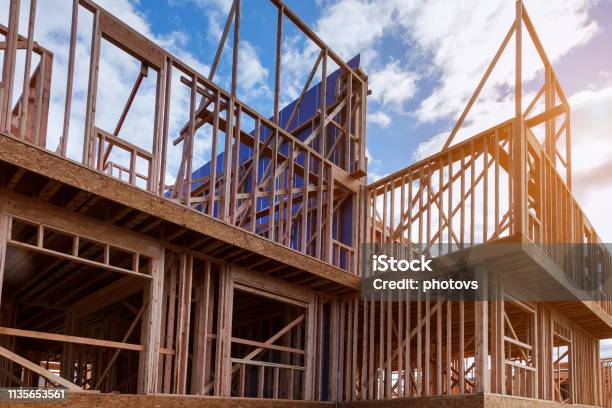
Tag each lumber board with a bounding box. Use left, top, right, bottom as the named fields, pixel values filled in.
left=0, top=344, right=81, bottom=390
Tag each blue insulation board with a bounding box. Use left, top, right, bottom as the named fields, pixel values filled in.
left=187, top=55, right=360, bottom=251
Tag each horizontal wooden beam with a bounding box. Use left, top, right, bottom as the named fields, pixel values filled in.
left=231, top=358, right=305, bottom=372
left=8, top=239, right=151, bottom=280
left=231, top=337, right=304, bottom=355
left=0, top=326, right=143, bottom=351
left=525, top=104, right=565, bottom=128
left=0, top=326, right=176, bottom=356
left=232, top=267, right=313, bottom=305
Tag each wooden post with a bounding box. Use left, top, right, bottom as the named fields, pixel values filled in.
left=140, top=247, right=165, bottom=394
left=60, top=312, right=76, bottom=382
left=274, top=5, right=283, bottom=124
left=191, top=261, right=214, bottom=394
left=544, top=66, right=554, bottom=167
left=0, top=214, right=10, bottom=311
left=459, top=295, right=465, bottom=394
left=162, top=257, right=177, bottom=393
left=532, top=301, right=539, bottom=399
left=285, top=141, right=295, bottom=246
left=215, top=265, right=233, bottom=396
left=83, top=10, right=101, bottom=167
left=315, top=159, right=324, bottom=259
left=424, top=291, right=431, bottom=396
left=301, top=150, right=310, bottom=253
left=184, top=75, right=197, bottom=207
left=320, top=49, right=328, bottom=156
left=159, top=58, right=172, bottom=195
left=304, top=296, right=317, bottom=400
left=351, top=299, right=358, bottom=401
left=208, top=91, right=220, bottom=216
left=150, top=61, right=166, bottom=193
left=344, top=73, right=352, bottom=171
left=491, top=276, right=505, bottom=394
left=326, top=165, right=334, bottom=262
left=230, top=105, right=241, bottom=225
left=60, top=0, right=79, bottom=155
left=436, top=299, right=442, bottom=395
left=222, top=99, right=234, bottom=221
left=0, top=0, right=20, bottom=132
left=474, top=264, right=489, bottom=393
left=513, top=0, right=527, bottom=239
left=174, top=254, right=193, bottom=393
left=18, top=0, right=37, bottom=141
left=251, top=118, right=261, bottom=233
left=231, top=0, right=240, bottom=97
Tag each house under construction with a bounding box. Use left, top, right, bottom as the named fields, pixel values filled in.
left=0, top=0, right=610, bottom=407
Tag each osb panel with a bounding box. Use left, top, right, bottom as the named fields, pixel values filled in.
left=340, top=394, right=484, bottom=408
left=7, top=393, right=334, bottom=408
left=484, top=394, right=597, bottom=408
left=340, top=394, right=599, bottom=408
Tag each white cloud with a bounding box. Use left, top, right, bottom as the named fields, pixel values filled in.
left=407, top=0, right=598, bottom=169
left=408, top=0, right=599, bottom=124
left=275, top=0, right=376, bottom=112
left=366, top=148, right=387, bottom=182
left=187, top=0, right=270, bottom=107
left=313, top=0, right=395, bottom=66
left=369, top=60, right=418, bottom=110
left=192, top=0, right=233, bottom=41
left=412, top=131, right=446, bottom=162
left=237, top=41, right=270, bottom=98
left=368, top=111, right=392, bottom=128
left=413, top=92, right=519, bottom=161
left=296, top=0, right=597, bottom=136
left=279, top=35, right=317, bottom=105
left=275, top=0, right=418, bottom=128
left=599, top=70, right=612, bottom=80
left=602, top=339, right=612, bottom=358
left=569, top=85, right=612, bottom=241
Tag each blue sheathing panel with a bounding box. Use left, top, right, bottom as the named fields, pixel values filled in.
left=183, top=55, right=360, bottom=255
